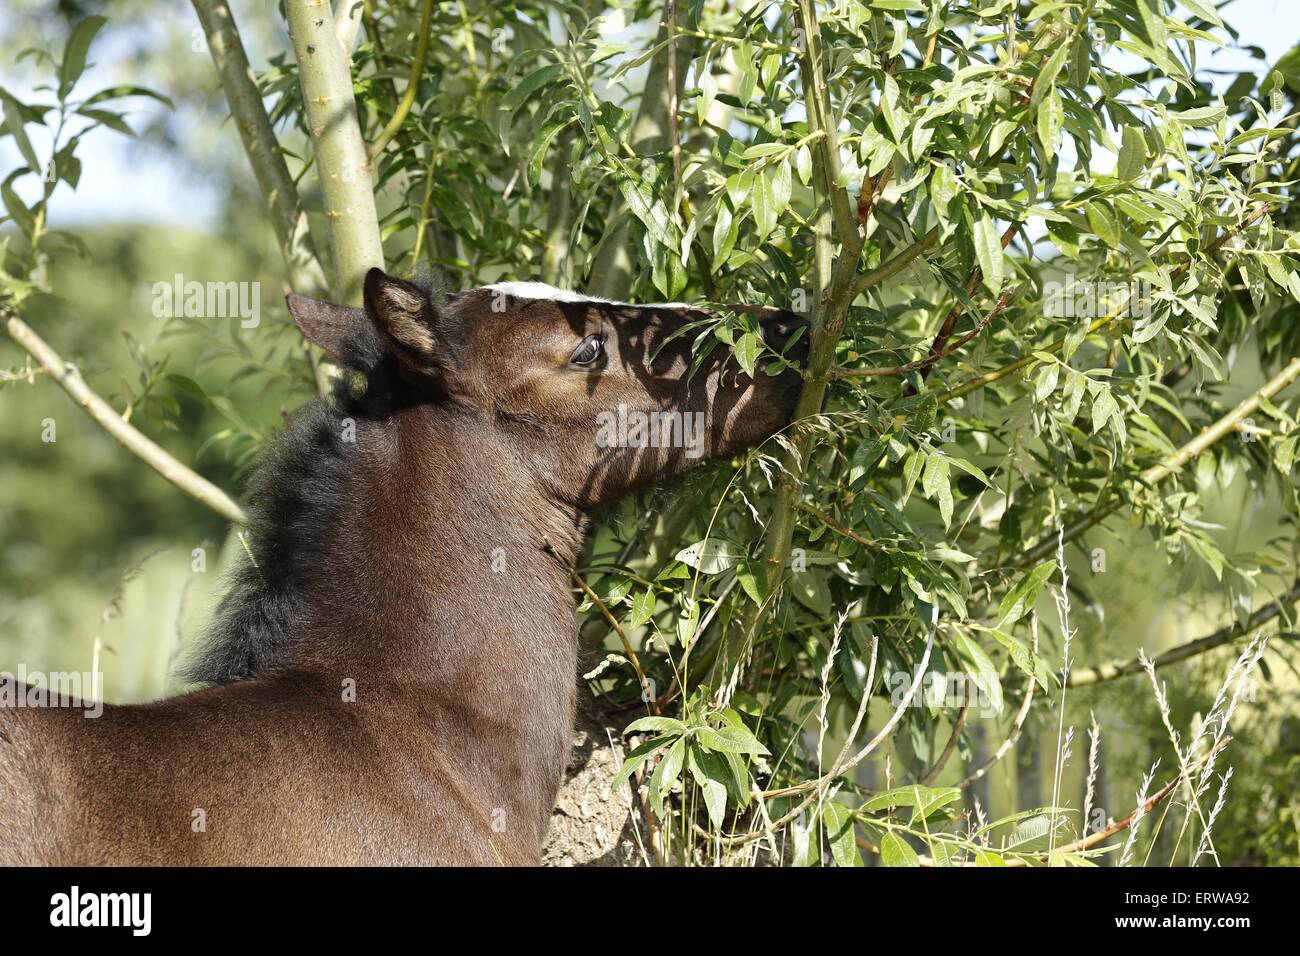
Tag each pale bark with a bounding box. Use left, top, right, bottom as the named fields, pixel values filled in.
left=191, top=0, right=328, bottom=297
left=4, top=309, right=246, bottom=525
left=284, top=0, right=384, bottom=304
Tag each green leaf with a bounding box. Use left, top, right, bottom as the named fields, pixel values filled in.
left=863, top=785, right=961, bottom=818
left=1030, top=44, right=1070, bottom=106
left=58, top=16, right=108, bottom=98
left=880, top=73, right=904, bottom=140
left=76, top=107, right=133, bottom=136
left=789, top=567, right=832, bottom=616
left=500, top=64, right=566, bottom=118
left=696, top=69, right=718, bottom=122
left=930, top=162, right=957, bottom=221
left=80, top=84, right=175, bottom=111
left=695, top=721, right=769, bottom=756
left=649, top=737, right=686, bottom=817
left=1036, top=89, right=1063, bottom=150
left=1, top=173, right=35, bottom=236
left=795, top=144, right=812, bottom=185
left=1181, top=0, right=1223, bottom=26
left=950, top=631, right=1003, bottom=716
left=613, top=734, right=674, bottom=785
left=1033, top=362, right=1059, bottom=402
left=736, top=560, right=767, bottom=604
left=733, top=331, right=761, bottom=377
left=1091, top=387, right=1119, bottom=435
left=823, top=803, right=863, bottom=867
left=751, top=166, right=777, bottom=238
left=792, top=815, right=821, bottom=867
left=973, top=214, right=1003, bottom=294
left=922, top=454, right=953, bottom=527
left=623, top=715, right=686, bottom=736
left=1085, top=201, right=1119, bottom=246
left=525, top=119, right=570, bottom=186
left=712, top=202, right=738, bottom=266
left=0, top=89, right=39, bottom=173
left=997, top=561, right=1056, bottom=626
left=1171, top=104, right=1226, bottom=126
left=676, top=538, right=743, bottom=574
left=1116, top=124, right=1148, bottom=181
left=687, top=746, right=729, bottom=828
left=628, top=587, right=656, bottom=628
left=880, top=832, right=920, bottom=866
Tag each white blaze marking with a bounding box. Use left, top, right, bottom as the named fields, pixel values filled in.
left=482, top=281, right=690, bottom=309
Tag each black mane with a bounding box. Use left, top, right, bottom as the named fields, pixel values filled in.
left=184, top=275, right=446, bottom=684
left=183, top=363, right=394, bottom=685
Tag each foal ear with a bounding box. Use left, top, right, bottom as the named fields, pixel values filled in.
left=362, top=268, right=452, bottom=374
left=286, top=294, right=367, bottom=363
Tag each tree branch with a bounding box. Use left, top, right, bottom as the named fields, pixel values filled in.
left=4, top=309, right=246, bottom=525
left=712, top=0, right=874, bottom=684
left=335, top=0, right=365, bottom=55
left=858, top=736, right=1230, bottom=866
left=191, top=0, right=328, bottom=297
left=284, top=0, right=384, bottom=305
left=832, top=282, right=1018, bottom=379
left=571, top=568, right=657, bottom=713
left=846, top=227, right=939, bottom=300
left=920, top=685, right=970, bottom=785
left=1066, top=579, right=1300, bottom=687
left=908, top=221, right=1019, bottom=391
left=797, top=0, right=855, bottom=241
left=367, top=0, right=434, bottom=161
left=1018, top=352, right=1300, bottom=566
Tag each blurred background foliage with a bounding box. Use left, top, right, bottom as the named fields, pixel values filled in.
left=2, top=0, right=1299, bottom=866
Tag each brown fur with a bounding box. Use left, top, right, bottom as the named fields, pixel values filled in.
left=0, top=271, right=805, bottom=865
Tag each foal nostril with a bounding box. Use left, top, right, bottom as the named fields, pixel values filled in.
left=759, top=310, right=810, bottom=361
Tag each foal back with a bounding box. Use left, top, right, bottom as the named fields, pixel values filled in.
left=0, top=671, right=527, bottom=865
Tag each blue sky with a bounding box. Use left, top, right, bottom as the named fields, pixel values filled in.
left=0, top=0, right=1295, bottom=229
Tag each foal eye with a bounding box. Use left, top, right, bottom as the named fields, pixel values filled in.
left=569, top=334, right=605, bottom=367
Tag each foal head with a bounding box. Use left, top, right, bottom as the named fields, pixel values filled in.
left=288, top=269, right=807, bottom=509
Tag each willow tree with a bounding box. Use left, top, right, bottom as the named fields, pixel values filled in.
left=3, top=0, right=1299, bottom=865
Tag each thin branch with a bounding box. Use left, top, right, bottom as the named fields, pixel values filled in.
left=833, top=283, right=1019, bottom=379
left=367, top=0, right=434, bottom=161
left=920, top=685, right=970, bottom=786
left=799, top=501, right=889, bottom=550
left=908, top=222, right=1019, bottom=391
left=1018, top=352, right=1300, bottom=566
left=191, top=0, right=328, bottom=297
left=335, top=0, right=365, bottom=54
left=847, top=227, right=939, bottom=300
left=572, top=568, right=657, bottom=714
left=4, top=310, right=245, bottom=525
left=285, top=0, right=384, bottom=305
left=1066, top=579, right=1300, bottom=687
left=796, top=0, right=855, bottom=241
left=1006, top=737, right=1232, bottom=865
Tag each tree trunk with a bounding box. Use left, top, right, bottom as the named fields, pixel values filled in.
left=543, top=688, right=644, bottom=865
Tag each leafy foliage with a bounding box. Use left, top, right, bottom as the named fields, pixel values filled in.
left=5, top=0, right=1300, bottom=865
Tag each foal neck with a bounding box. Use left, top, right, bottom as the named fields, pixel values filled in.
left=287, top=403, right=584, bottom=842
